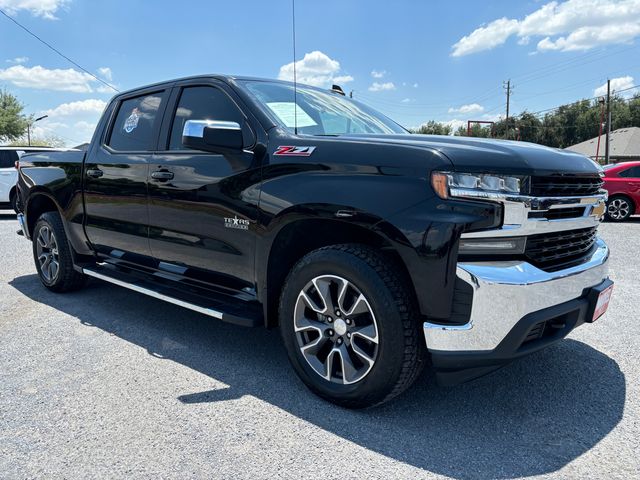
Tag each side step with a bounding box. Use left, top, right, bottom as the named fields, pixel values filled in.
left=82, top=265, right=263, bottom=327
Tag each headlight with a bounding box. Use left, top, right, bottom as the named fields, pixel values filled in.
left=431, top=172, right=524, bottom=200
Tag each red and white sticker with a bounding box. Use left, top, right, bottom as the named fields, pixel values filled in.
left=274, top=146, right=316, bottom=156
left=592, top=285, right=614, bottom=321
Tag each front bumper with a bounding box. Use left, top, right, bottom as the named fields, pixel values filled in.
left=424, top=237, right=610, bottom=384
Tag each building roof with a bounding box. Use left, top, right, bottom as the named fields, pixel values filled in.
left=565, top=126, right=640, bottom=159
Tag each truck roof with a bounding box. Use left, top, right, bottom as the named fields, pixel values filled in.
left=113, top=74, right=308, bottom=98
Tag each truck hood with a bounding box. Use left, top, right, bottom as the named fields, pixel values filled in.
left=341, top=134, right=601, bottom=176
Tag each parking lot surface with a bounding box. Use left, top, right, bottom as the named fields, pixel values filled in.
left=0, top=210, right=638, bottom=479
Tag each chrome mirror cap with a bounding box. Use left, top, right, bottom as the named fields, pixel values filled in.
left=182, top=120, right=241, bottom=138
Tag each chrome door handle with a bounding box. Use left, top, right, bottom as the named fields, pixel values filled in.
left=86, top=169, right=103, bottom=178
left=151, top=170, right=174, bottom=180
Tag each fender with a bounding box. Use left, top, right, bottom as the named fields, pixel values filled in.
left=18, top=151, right=91, bottom=255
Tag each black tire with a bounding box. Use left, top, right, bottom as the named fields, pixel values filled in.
left=279, top=244, right=425, bottom=408
left=10, top=190, right=18, bottom=214
left=32, top=211, right=87, bottom=292
left=605, top=195, right=633, bottom=222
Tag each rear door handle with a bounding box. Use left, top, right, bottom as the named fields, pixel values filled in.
left=151, top=170, right=174, bottom=181
left=86, top=169, right=103, bottom=178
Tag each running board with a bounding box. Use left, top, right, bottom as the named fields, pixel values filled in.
left=82, top=266, right=262, bottom=327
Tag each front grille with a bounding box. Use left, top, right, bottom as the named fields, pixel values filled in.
left=525, top=226, right=598, bottom=271
left=529, top=175, right=604, bottom=197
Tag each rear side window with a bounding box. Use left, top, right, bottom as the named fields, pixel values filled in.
left=168, top=86, right=250, bottom=150
left=619, top=166, right=640, bottom=178
left=108, top=92, right=165, bottom=151
left=0, top=150, right=18, bottom=168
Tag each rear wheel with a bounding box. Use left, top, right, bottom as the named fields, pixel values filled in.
left=279, top=244, right=424, bottom=408
left=606, top=196, right=633, bottom=222
left=32, top=212, right=87, bottom=292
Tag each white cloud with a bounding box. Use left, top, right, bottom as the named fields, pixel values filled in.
left=448, top=103, right=484, bottom=114
left=0, top=65, right=113, bottom=93
left=0, top=0, right=69, bottom=19
left=25, top=99, right=107, bottom=146
left=452, top=18, right=519, bottom=57
left=451, top=0, right=640, bottom=56
left=368, top=81, right=396, bottom=92
left=97, top=67, right=113, bottom=82
left=44, top=99, right=107, bottom=117
left=6, top=56, right=29, bottom=64
left=413, top=82, right=419, bottom=88
left=278, top=50, right=353, bottom=88
left=371, top=69, right=386, bottom=78
left=594, top=75, right=635, bottom=97
left=332, top=74, right=354, bottom=85
left=401, top=98, right=412, bottom=103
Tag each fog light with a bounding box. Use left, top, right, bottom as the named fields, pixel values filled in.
left=459, top=237, right=526, bottom=255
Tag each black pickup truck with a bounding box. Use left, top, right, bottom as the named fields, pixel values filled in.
left=15, top=75, right=613, bottom=407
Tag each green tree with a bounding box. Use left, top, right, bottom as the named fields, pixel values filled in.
left=7, top=135, right=65, bottom=148
left=514, top=111, right=542, bottom=142
left=454, top=123, right=492, bottom=137
left=0, top=89, right=29, bottom=143
left=413, top=120, right=452, bottom=135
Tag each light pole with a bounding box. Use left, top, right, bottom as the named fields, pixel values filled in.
left=28, top=115, right=48, bottom=146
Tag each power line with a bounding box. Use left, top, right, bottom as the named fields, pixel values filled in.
left=526, top=84, right=639, bottom=118
left=0, top=8, right=119, bottom=93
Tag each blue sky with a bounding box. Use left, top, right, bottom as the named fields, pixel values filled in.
left=1, top=0, right=639, bottom=145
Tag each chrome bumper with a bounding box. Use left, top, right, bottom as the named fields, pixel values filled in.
left=424, top=238, right=610, bottom=352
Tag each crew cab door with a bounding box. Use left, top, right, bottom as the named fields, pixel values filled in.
left=147, top=81, right=261, bottom=294
left=83, top=89, right=168, bottom=263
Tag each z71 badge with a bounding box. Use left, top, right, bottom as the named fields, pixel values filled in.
left=274, top=146, right=316, bottom=156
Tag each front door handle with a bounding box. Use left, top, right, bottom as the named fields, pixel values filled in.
left=86, top=169, right=103, bottom=178
left=151, top=170, right=174, bottom=181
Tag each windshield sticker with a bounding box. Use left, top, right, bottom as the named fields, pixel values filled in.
left=266, top=102, right=317, bottom=128
left=123, top=108, right=140, bottom=134
left=274, top=146, right=316, bottom=156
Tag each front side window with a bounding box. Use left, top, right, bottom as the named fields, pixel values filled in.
left=241, top=80, right=407, bottom=136
left=108, top=92, right=165, bottom=151
left=168, top=86, right=247, bottom=150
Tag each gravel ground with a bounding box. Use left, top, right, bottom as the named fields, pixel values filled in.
left=0, top=210, right=638, bottom=479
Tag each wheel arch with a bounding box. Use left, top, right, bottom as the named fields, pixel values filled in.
left=24, top=190, right=63, bottom=238
left=259, top=213, right=417, bottom=328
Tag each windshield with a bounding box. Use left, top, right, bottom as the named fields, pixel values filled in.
left=242, top=80, right=407, bottom=136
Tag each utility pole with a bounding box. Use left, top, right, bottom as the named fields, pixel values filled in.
left=605, top=79, right=611, bottom=164
left=503, top=80, right=512, bottom=140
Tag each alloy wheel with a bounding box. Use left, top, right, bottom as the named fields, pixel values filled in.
left=293, top=275, right=379, bottom=385
left=36, top=225, right=60, bottom=283
left=608, top=198, right=631, bottom=220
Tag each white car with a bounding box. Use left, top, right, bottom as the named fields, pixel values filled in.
left=0, top=147, right=76, bottom=212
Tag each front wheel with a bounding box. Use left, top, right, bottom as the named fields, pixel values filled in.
left=32, top=212, right=87, bottom=292
left=279, top=244, right=425, bottom=408
left=606, top=196, right=633, bottom=222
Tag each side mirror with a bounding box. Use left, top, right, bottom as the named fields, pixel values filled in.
left=182, top=120, right=243, bottom=154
